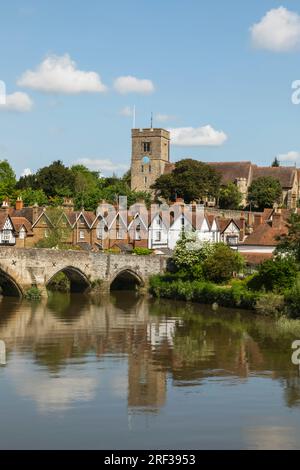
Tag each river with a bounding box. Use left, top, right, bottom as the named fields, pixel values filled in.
left=0, top=291, right=300, bottom=449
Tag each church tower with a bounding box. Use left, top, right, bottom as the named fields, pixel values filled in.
left=131, top=128, right=170, bottom=192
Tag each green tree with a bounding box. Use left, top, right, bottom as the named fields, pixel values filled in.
left=248, top=176, right=282, bottom=209
left=19, top=188, right=48, bottom=206
left=122, top=169, right=131, bottom=187
left=152, top=159, right=221, bottom=202
left=247, top=256, right=297, bottom=292
left=35, top=160, right=75, bottom=198
left=276, top=213, right=300, bottom=262
left=219, top=183, right=242, bottom=209
left=202, top=243, right=245, bottom=283
left=0, top=160, right=16, bottom=200
left=173, top=232, right=214, bottom=279
left=272, top=157, right=280, bottom=167
left=35, top=207, right=72, bottom=248
left=16, top=173, right=38, bottom=190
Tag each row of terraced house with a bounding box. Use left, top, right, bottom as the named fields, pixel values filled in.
left=0, top=196, right=294, bottom=267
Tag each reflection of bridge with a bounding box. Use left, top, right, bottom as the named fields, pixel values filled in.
left=0, top=247, right=168, bottom=296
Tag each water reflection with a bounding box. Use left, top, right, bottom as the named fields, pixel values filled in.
left=0, top=292, right=300, bottom=448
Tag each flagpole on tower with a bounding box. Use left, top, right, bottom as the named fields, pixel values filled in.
left=132, top=105, right=136, bottom=128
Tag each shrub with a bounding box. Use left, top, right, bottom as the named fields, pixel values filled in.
left=247, top=257, right=298, bottom=293
left=149, top=275, right=259, bottom=310
left=255, top=292, right=285, bottom=317
left=25, top=286, right=42, bottom=300
left=202, top=243, right=245, bottom=284
left=47, top=272, right=70, bottom=292
left=285, top=277, right=300, bottom=318
left=132, top=247, right=152, bottom=256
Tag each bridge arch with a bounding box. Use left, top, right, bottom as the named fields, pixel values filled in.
left=46, top=266, right=91, bottom=293
left=0, top=268, right=23, bottom=297
left=110, top=268, right=144, bottom=291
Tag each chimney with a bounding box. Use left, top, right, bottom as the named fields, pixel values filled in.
left=62, top=197, right=74, bottom=213
left=272, top=212, right=282, bottom=229
left=1, top=198, right=10, bottom=215
left=32, top=203, right=40, bottom=224
left=15, top=196, right=24, bottom=211
left=239, top=216, right=246, bottom=241
left=254, top=213, right=263, bottom=227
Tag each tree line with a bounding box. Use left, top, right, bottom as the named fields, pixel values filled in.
left=0, top=157, right=284, bottom=211
left=0, top=160, right=149, bottom=211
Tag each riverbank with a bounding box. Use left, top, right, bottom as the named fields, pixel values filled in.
left=149, top=275, right=299, bottom=318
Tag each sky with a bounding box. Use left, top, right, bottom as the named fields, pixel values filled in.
left=1, top=0, right=300, bottom=177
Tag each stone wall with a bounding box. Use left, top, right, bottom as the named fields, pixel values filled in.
left=0, top=247, right=168, bottom=296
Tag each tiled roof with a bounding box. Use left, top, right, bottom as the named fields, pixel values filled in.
left=240, top=252, right=273, bottom=266
left=208, top=161, right=252, bottom=185
left=242, top=221, right=287, bottom=246
left=9, top=207, right=43, bottom=224
left=0, top=213, right=8, bottom=230
left=251, top=165, right=296, bottom=188
left=11, top=217, right=33, bottom=235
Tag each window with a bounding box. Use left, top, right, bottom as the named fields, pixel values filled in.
left=2, top=230, right=10, bottom=241
left=141, top=165, right=144, bottom=172
left=149, top=164, right=151, bottom=173
left=143, top=142, right=151, bottom=152
left=79, top=230, right=85, bottom=239
left=44, top=229, right=49, bottom=238
left=155, top=231, right=161, bottom=242
left=116, top=229, right=122, bottom=239
left=226, top=235, right=238, bottom=246
left=144, top=176, right=147, bottom=185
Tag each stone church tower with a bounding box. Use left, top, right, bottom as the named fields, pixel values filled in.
left=131, top=128, right=170, bottom=192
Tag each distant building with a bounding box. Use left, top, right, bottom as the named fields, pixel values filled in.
left=130, top=128, right=299, bottom=209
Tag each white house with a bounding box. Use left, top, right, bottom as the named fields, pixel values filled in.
left=0, top=214, right=15, bottom=245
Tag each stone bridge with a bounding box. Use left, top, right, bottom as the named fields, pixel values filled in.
left=0, top=248, right=168, bottom=297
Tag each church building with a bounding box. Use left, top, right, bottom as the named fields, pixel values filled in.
left=130, top=127, right=299, bottom=209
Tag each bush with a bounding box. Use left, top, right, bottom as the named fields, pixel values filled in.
left=255, top=292, right=285, bottom=317
left=47, top=272, right=70, bottom=292
left=149, top=275, right=259, bottom=310
left=202, top=243, right=245, bottom=283
left=132, top=247, right=152, bottom=255
left=247, top=257, right=298, bottom=292
left=25, top=286, right=42, bottom=300
left=285, top=277, right=300, bottom=318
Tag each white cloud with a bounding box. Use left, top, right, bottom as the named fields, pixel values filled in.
left=169, top=125, right=227, bottom=147
left=75, top=158, right=128, bottom=174
left=17, top=54, right=107, bottom=94
left=119, top=106, right=133, bottom=117
left=0, top=91, right=33, bottom=112
left=114, top=75, right=154, bottom=94
left=155, top=113, right=176, bottom=123
left=278, top=150, right=300, bottom=162
left=21, top=168, right=32, bottom=177
left=250, top=7, right=300, bottom=52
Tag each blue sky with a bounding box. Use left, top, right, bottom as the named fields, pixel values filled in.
left=1, top=0, right=300, bottom=177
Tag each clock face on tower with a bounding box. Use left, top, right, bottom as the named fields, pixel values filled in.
left=142, top=156, right=150, bottom=164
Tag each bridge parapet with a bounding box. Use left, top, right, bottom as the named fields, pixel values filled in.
left=0, top=248, right=168, bottom=297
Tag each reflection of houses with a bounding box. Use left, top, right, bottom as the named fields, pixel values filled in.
left=1, top=294, right=300, bottom=413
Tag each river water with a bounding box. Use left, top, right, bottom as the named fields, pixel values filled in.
left=0, top=291, right=300, bottom=450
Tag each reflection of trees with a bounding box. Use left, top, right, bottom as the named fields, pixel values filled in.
left=0, top=293, right=300, bottom=409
